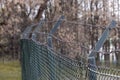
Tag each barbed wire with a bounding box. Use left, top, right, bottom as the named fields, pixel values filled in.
left=37, top=18, right=120, bottom=29
left=25, top=32, right=120, bottom=56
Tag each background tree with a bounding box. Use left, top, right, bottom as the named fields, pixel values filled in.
left=0, top=0, right=120, bottom=66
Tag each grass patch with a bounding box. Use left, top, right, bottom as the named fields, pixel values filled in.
left=0, top=61, right=21, bottom=80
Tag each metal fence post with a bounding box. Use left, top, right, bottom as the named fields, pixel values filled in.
left=88, top=20, right=117, bottom=80
left=88, top=57, right=97, bottom=80
left=32, top=19, right=45, bottom=40
left=47, top=15, right=64, bottom=80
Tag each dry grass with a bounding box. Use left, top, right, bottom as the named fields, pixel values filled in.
left=0, top=60, right=21, bottom=80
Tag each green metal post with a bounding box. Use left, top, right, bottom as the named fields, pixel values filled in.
left=88, top=20, right=117, bottom=80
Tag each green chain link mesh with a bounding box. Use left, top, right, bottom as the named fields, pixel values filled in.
left=20, top=39, right=87, bottom=80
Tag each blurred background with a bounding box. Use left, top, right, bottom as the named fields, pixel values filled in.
left=0, top=0, right=120, bottom=80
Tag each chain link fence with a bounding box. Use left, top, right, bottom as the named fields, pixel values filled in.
left=20, top=18, right=120, bottom=80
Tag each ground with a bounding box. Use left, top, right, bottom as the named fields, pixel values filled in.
left=0, top=61, right=21, bottom=80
